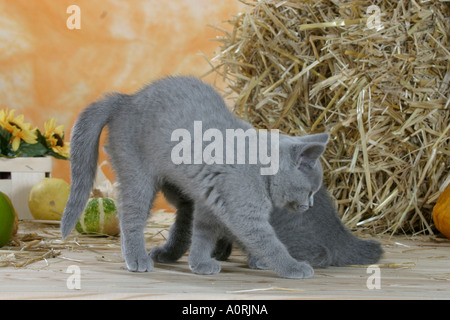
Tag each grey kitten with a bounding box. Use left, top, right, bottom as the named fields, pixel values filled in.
left=61, top=76, right=329, bottom=279
left=151, top=186, right=383, bottom=269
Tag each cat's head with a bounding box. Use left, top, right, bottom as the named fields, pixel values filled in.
left=268, top=133, right=329, bottom=213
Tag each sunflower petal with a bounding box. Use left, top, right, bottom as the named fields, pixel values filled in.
left=11, top=136, right=21, bottom=151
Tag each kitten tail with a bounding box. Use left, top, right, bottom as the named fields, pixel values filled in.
left=60, top=93, right=125, bottom=239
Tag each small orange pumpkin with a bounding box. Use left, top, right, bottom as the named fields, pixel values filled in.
left=433, top=184, right=450, bottom=239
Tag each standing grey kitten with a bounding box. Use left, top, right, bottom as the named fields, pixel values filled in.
left=151, top=186, right=383, bottom=269
left=61, top=76, right=329, bottom=279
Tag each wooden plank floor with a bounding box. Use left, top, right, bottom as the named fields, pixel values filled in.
left=1, top=211, right=449, bottom=299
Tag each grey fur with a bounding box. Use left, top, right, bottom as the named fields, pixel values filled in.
left=61, top=76, right=328, bottom=278
left=268, top=187, right=384, bottom=267
left=151, top=186, right=383, bottom=269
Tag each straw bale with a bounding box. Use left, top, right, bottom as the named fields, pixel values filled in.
left=209, top=0, right=450, bottom=234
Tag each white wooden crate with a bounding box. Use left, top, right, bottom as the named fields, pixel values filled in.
left=0, top=157, right=52, bottom=220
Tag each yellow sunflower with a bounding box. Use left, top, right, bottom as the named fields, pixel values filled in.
left=44, top=118, right=70, bottom=158
left=0, top=109, right=38, bottom=151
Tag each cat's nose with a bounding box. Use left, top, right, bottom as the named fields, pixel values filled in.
left=287, top=201, right=300, bottom=212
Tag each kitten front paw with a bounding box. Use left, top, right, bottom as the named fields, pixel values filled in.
left=276, top=261, right=314, bottom=279
left=149, top=246, right=177, bottom=263
left=189, top=259, right=221, bottom=275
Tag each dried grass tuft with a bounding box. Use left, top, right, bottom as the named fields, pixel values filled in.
left=208, top=0, right=450, bottom=234
left=0, top=211, right=173, bottom=268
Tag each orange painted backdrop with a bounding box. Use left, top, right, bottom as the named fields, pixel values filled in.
left=0, top=0, right=244, bottom=211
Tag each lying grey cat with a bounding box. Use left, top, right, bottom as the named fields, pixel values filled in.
left=151, top=186, right=383, bottom=268
left=61, top=76, right=329, bottom=278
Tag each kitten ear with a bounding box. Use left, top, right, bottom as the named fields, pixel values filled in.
left=290, top=143, right=326, bottom=169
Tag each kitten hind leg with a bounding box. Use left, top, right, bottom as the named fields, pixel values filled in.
left=150, top=184, right=194, bottom=263
left=212, top=238, right=233, bottom=261
left=118, top=181, right=155, bottom=272
left=332, top=238, right=384, bottom=266
left=248, top=255, right=270, bottom=270
left=188, top=205, right=222, bottom=275
left=111, top=153, right=155, bottom=272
